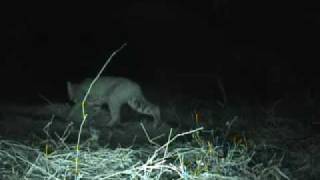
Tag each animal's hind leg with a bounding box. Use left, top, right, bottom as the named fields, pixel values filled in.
left=106, top=103, right=121, bottom=127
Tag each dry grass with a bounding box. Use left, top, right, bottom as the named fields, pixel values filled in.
left=0, top=121, right=292, bottom=180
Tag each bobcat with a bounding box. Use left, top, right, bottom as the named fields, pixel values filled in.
left=67, top=76, right=161, bottom=128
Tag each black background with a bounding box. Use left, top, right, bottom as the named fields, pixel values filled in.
left=0, top=1, right=318, bottom=104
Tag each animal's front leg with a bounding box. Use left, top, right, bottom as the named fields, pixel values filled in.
left=106, top=103, right=121, bottom=127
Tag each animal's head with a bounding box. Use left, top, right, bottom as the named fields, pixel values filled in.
left=67, top=79, right=100, bottom=105
left=67, top=81, right=87, bottom=103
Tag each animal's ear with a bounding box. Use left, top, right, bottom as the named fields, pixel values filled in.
left=66, top=81, right=74, bottom=101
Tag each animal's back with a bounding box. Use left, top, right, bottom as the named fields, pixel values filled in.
left=68, top=77, right=141, bottom=105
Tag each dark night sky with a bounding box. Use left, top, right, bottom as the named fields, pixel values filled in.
left=0, top=1, right=318, bottom=103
